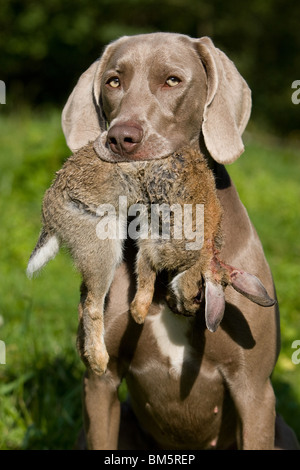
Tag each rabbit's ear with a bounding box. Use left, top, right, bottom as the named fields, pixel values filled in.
left=230, top=270, right=276, bottom=307
left=62, top=38, right=128, bottom=152
left=194, top=37, right=252, bottom=164
left=205, top=280, right=225, bottom=332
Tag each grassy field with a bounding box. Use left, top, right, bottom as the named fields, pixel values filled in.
left=0, top=109, right=299, bottom=449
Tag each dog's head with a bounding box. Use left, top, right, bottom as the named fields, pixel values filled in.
left=62, top=33, right=251, bottom=165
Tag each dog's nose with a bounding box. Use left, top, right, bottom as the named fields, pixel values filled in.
left=107, top=123, right=143, bottom=156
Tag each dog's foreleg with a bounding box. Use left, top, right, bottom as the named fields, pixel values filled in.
left=228, top=376, right=276, bottom=449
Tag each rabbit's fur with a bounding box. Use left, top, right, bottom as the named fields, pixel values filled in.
left=27, top=144, right=274, bottom=375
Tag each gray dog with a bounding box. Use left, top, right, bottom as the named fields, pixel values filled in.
left=31, top=33, right=298, bottom=449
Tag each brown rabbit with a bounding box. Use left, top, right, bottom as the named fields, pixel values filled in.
left=27, top=143, right=275, bottom=376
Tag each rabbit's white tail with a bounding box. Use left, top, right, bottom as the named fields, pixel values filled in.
left=26, top=230, right=60, bottom=278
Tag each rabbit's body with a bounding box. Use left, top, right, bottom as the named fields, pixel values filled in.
left=27, top=144, right=274, bottom=375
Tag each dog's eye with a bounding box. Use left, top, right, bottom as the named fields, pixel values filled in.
left=106, top=77, right=121, bottom=88
left=165, top=76, right=181, bottom=87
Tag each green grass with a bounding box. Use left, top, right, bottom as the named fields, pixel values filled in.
left=0, top=110, right=299, bottom=449
left=0, top=109, right=84, bottom=449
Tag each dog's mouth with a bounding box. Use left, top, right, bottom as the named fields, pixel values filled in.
left=94, top=131, right=187, bottom=163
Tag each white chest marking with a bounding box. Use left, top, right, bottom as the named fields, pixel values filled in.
left=148, top=304, right=193, bottom=377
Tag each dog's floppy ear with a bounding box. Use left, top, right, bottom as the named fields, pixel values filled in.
left=62, top=59, right=102, bottom=152
left=62, top=39, right=126, bottom=152
left=194, top=37, right=252, bottom=165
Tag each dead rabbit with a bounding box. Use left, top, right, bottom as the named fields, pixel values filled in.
left=27, top=144, right=275, bottom=375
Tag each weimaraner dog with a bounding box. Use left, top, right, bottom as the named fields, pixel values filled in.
left=61, top=33, right=299, bottom=450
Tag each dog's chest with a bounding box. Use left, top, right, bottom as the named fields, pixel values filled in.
left=128, top=305, right=228, bottom=449
left=147, top=304, right=195, bottom=377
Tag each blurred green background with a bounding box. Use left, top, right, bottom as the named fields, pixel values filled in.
left=0, top=0, right=299, bottom=449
